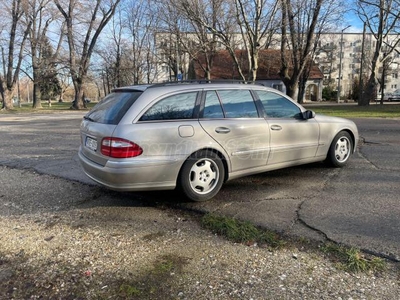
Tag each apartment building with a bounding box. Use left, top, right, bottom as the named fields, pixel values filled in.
left=316, top=33, right=400, bottom=100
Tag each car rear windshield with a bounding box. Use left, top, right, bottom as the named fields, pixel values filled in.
left=84, top=91, right=142, bottom=124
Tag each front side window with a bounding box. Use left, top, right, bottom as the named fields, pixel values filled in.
left=140, top=92, right=198, bottom=121
left=217, top=89, right=258, bottom=118
left=256, top=90, right=301, bottom=119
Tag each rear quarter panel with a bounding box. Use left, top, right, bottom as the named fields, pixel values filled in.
left=111, top=120, right=230, bottom=180
left=80, top=119, right=117, bottom=166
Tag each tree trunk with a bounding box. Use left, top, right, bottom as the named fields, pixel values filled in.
left=284, top=78, right=299, bottom=101
left=298, top=80, right=306, bottom=104
left=3, top=89, right=15, bottom=110
left=250, top=50, right=258, bottom=81
left=71, top=80, right=85, bottom=110
left=0, top=78, right=5, bottom=106
left=361, top=74, right=377, bottom=106
left=31, top=62, right=42, bottom=109
left=32, top=82, right=42, bottom=109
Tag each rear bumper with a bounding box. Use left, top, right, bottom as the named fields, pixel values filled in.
left=78, top=147, right=182, bottom=191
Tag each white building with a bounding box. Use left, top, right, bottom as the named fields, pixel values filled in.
left=316, top=33, right=400, bottom=100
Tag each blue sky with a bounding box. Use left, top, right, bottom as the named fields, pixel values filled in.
left=343, top=10, right=364, bottom=33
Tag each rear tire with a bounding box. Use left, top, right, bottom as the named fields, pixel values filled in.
left=326, top=131, right=353, bottom=167
left=178, top=150, right=225, bottom=202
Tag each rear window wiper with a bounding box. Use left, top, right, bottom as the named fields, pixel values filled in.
left=83, top=115, right=95, bottom=122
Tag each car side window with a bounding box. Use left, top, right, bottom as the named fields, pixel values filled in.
left=217, top=89, right=259, bottom=118
left=140, top=92, right=198, bottom=121
left=256, top=90, right=301, bottom=118
left=202, top=91, right=224, bottom=118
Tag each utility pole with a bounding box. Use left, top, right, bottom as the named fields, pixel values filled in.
left=359, top=22, right=366, bottom=104
left=337, top=25, right=351, bottom=103
left=381, top=52, right=387, bottom=105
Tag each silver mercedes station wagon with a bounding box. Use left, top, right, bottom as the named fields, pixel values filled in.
left=78, top=82, right=358, bottom=201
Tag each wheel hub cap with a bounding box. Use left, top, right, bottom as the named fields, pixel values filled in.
left=189, top=159, right=219, bottom=194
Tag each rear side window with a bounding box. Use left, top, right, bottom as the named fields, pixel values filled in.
left=203, top=91, right=224, bottom=118
left=85, top=91, right=142, bottom=124
left=140, top=92, right=198, bottom=121
left=218, top=90, right=259, bottom=118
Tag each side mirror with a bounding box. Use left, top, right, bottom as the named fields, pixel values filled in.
left=302, top=110, right=315, bottom=120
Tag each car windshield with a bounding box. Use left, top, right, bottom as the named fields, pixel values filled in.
left=85, top=91, right=142, bottom=125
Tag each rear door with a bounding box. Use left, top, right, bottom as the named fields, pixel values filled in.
left=199, top=89, right=270, bottom=172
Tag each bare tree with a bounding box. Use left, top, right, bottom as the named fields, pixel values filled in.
left=54, top=0, right=120, bottom=109
left=94, top=0, right=159, bottom=92
left=156, top=0, right=193, bottom=81
left=173, top=0, right=225, bottom=80
left=125, top=0, right=159, bottom=84
left=357, top=0, right=400, bottom=106
left=176, top=0, right=246, bottom=80
left=279, top=0, right=347, bottom=102
left=178, top=0, right=279, bottom=81
left=94, top=5, right=126, bottom=91
left=234, top=0, right=280, bottom=81
left=280, top=0, right=322, bottom=102
left=57, top=66, right=72, bottom=102
left=0, top=0, right=32, bottom=110
left=22, top=0, right=64, bottom=108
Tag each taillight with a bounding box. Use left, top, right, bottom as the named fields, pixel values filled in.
left=101, top=137, right=143, bottom=158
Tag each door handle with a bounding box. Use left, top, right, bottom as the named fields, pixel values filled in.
left=271, top=125, right=282, bottom=131
left=215, top=127, right=231, bottom=134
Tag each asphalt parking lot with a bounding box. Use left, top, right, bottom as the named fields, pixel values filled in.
left=0, top=112, right=399, bottom=261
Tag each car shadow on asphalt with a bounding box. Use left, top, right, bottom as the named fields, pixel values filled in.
left=74, top=162, right=329, bottom=210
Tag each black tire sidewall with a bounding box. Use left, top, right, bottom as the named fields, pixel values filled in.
left=179, top=150, right=225, bottom=202
left=327, top=131, right=352, bottom=167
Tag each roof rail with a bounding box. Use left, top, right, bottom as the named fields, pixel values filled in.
left=148, top=79, right=263, bottom=88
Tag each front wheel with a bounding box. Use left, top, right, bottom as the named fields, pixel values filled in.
left=178, top=150, right=225, bottom=202
left=326, top=131, right=353, bottom=167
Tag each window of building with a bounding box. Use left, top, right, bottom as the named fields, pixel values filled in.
left=272, top=84, right=284, bottom=91
left=162, top=65, right=169, bottom=73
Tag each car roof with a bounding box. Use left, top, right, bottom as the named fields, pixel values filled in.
left=112, top=80, right=266, bottom=93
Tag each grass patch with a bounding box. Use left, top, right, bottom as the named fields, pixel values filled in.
left=118, top=254, right=190, bottom=299
left=320, top=242, right=386, bottom=273
left=119, top=284, right=142, bottom=297
left=201, top=214, right=386, bottom=274
left=201, top=213, right=285, bottom=249
left=307, top=103, right=400, bottom=118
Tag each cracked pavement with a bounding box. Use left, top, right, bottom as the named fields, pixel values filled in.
left=0, top=113, right=399, bottom=261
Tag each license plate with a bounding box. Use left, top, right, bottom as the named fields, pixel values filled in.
left=85, top=136, right=97, bottom=151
